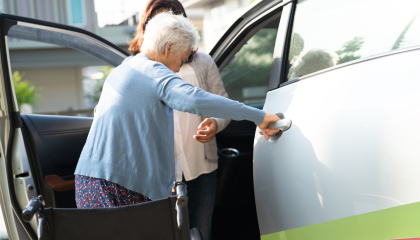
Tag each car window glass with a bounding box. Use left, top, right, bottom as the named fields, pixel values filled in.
left=0, top=208, right=8, bottom=240
left=8, top=24, right=126, bottom=67
left=8, top=38, right=113, bottom=117
left=286, top=0, right=420, bottom=81
left=221, top=23, right=278, bottom=107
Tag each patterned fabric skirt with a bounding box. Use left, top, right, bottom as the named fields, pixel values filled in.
left=75, top=175, right=152, bottom=209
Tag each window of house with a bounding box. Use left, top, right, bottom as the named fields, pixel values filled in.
left=286, top=0, right=420, bottom=81
left=221, top=20, right=279, bottom=107
left=67, top=0, right=86, bottom=26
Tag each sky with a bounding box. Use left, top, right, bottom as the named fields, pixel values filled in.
left=94, top=0, right=149, bottom=27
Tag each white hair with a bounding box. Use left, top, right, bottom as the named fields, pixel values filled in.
left=141, top=11, right=200, bottom=55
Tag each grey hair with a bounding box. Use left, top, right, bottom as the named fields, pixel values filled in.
left=141, top=11, right=200, bottom=55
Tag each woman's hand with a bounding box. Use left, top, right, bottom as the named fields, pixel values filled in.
left=194, top=118, right=218, bottom=143
left=258, top=113, right=281, bottom=140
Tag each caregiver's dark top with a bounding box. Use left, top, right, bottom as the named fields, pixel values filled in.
left=74, top=53, right=265, bottom=201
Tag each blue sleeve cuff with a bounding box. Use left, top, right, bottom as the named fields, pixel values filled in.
left=251, top=108, right=265, bottom=125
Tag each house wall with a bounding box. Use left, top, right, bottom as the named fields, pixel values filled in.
left=190, top=19, right=205, bottom=52
left=1, top=0, right=98, bottom=33
left=14, top=66, right=85, bottom=113
left=1, top=0, right=130, bottom=115
left=203, top=0, right=250, bottom=52
left=180, top=0, right=250, bottom=52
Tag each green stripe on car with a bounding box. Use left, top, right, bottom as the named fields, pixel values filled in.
left=262, top=201, right=420, bottom=240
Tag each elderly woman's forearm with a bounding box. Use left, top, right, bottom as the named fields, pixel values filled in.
left=212, top=118, right=231, bottom=133
left=162, top=83, right=265, bottom=125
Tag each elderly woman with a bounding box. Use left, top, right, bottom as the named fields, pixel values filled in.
left=74, top=12, right=279, bottom=209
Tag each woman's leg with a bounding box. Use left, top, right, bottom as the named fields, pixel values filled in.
left=184, top=170, right=217, bottom=240
left=75, top=175, right=151, bottom=209
left=75, top=175, right=115, bottom=208
left=113, top=180, right=152, bottom=206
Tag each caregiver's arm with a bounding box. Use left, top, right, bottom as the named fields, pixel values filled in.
left=157, top=74, right=280, bottom=139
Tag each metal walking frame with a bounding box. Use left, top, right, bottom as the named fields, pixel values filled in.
left=22, top=182, right=202, bottom=240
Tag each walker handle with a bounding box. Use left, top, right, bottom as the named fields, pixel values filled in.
left=175, top=182, right=188, bottom=229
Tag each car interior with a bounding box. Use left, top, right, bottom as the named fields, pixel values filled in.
left=9, top=6, right=282, bottom=240
left=211, top=12, right=281, bottom=240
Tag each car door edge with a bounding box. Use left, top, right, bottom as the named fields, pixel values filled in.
left=0, top=14, right=130, bottom=240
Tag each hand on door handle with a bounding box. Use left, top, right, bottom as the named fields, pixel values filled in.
left=258, top=118, right=292, bottom=135
left=258, top=113, right=282, bottom=140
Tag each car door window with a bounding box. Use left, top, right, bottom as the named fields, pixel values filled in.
left=286, top=0, right=420, bottom=81
left=8, top=38, right=114, bottom=116
left=8, top=23, right=126, bottom=66
left=221, top=25, right=278, bottom=107
left=6, top=21, right=127, bottom=116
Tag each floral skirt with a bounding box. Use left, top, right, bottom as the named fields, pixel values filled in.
left=75, top=175, right=152, bottom=209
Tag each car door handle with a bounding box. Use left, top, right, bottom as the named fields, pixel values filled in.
left=258, top=118, right=292, bottom=135
left=268, top=118, right=292, bottom=131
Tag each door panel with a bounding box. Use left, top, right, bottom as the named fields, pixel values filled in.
left=22, top=114, right=92, bottom=177
left=215, top=119, right=257, bottom=207
left=213, top=120, right=260, bottom=240
left=254, top=48, right=420, bottom=237
left=21, top=114, right=92, bottom=208
left=254, top=0, right=420, bottom=238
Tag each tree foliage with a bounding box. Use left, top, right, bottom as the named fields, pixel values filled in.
left=335, top=36, right=364, bottom=64
left=85, top=66, right=114, bottom=103
left=221, top=28, right=278, bottom=102
left=392, top=12, right=419, bottom=50
left=13, top=71, right=40, bottom=108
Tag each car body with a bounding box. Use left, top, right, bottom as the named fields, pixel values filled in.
left=0, top=0, right=420, bottom=239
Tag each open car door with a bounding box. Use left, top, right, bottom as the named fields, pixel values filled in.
left=0, top=14, right=128, bottom=239
left=253, top=0, right=420, bottom=239
left=208, top=1, right=289, bottom=239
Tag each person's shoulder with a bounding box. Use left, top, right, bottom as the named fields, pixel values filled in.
left=146, top=59, right=180, bottom=82
left=192, top=50, right=214, bottom=64
left=194, top=50, right=210, bottom=58
left=121, top=55, right=134, bottom=64
left=129, top=54, right=179, bottom=81
left=114, top=54, right=157, bottom=82
left=149, top=60, right=175, bottom=76
left=125, top=54, right=150, bottom=67
left=128, top=54, right=161, bottom=73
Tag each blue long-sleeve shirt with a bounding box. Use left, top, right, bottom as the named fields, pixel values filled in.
left=74, top=53, right=265, bottom=200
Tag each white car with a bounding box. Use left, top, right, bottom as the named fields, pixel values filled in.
left=0, top=0, right=420, bottom=239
